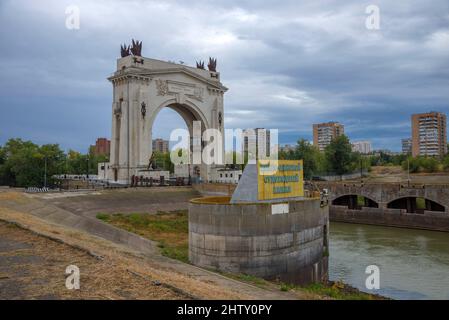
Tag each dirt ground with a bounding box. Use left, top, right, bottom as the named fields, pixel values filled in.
left=0, top=221, right=185, bottom=300
left=350, top=166, right=449, bottom=184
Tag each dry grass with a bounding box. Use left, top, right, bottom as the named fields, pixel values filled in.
left=0, top=194, right=253, bottom=299
left=0, top=221, right=185, bottom=300
left=190, top=196, right=231, bottom=204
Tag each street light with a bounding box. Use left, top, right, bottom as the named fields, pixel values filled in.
left=407, top=157, right=410, bottom=186
left=360, top=154, right=363, bottom=183
left=44, top=156, right=47, bottom=188
left=86, top=156, right=90, bottom=179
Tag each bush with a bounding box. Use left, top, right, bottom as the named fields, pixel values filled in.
left=443, top=155, right=449, bottom=171
left=420, top=157, right=439, bottom=172
left=402, top=157, right=420, bottom=173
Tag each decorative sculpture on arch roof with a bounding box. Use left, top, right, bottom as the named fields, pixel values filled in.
left=207, top=57, right=217, bottom=72
left=196, top=60, right=205, bottom=69
left=130, top=39, right=142, bottom=56
left=120, top=44, right=130, bottom=57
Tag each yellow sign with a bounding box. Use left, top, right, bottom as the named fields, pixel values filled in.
left=257, top=160, right=304, bottom=201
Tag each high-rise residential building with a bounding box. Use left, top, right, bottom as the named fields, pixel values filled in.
left=152, top=138, right=169, bottom=153
left=402, top=138, right=412, bottom=154
left=242, top=128, right=271, bottom=159
left=313, top=122, right=344, bottom=151
left=351, top=141, right=372, bottom=154
left=412, top=112, right=447, bottom=157
left=90, top=138, right=111, bottom=157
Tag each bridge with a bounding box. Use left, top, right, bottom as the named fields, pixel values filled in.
left=315, top=182, right=449, bottom=232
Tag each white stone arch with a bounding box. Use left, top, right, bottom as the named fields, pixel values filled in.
left=149, top=97, right=211, bottom=135
left=107, top=55, right=227, bottom=184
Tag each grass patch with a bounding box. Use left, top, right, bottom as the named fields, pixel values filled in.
left=416, top=197, right=426, bottom=209
left=219, top=272, right=271, bottom=288
left=96, top=213, right=110, bottom=221
left=96, top=210, right=189, bottom=263
left=280, top=280, right=382, bottom=300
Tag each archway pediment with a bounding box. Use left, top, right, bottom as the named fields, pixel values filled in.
left=136, top=68, right=227, bottom=92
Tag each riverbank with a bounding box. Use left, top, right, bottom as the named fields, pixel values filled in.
left=97, top=210, right=385, bottom=300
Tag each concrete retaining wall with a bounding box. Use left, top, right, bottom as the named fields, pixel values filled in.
left=330, top=205, right=449, bottom=232
left=192, top=183, right=237, bottom=196
left=189, top=197, right=329, bottom=285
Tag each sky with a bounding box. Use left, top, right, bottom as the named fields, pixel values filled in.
left=0, top=0, right=448, bottom=152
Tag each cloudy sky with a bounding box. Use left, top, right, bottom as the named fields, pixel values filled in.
left=0, top=0, right=448, bottom=152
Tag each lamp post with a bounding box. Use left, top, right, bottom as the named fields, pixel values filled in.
left=44, top=156, right=47, bottom=188
left=360, top=154, right=363, bottom=183
left=86, top=156, right=90, bottom=179
left=407, top=157, right=410, bottom=186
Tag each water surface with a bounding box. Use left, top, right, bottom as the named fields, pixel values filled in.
left=329, top=222, right=449, bottom=300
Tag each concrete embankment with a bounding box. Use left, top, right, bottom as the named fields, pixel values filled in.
left=330, top=205, right=449, bottom=232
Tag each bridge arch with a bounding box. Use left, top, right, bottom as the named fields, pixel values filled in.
left=387, top=197, right=445, bottom=214
left=332, top=194, right=379, bottom=210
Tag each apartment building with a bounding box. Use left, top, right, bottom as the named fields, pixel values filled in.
left=411, top=112, right=447, bottom=157
left=152, top=138, right=169, bottom=153
left=313, top=122, right=344, bottom=151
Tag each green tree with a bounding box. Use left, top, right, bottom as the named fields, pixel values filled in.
left=152, top=151, right=174, bottom=173
left=280, top=139, right=324, bottom=179
left=420, top=157, right=439, bottom=173
left=443, top=154, right=449, bottom=171
left=324, top=135, right=353, bottom=176
left=295, top=139, right=324, bottom=179
left=402, top=156, right=422, bottom=173
left=0, top=139, right=66, bottom=187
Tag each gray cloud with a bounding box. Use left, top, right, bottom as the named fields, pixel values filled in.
left=0, top=0, right=448, bottom=151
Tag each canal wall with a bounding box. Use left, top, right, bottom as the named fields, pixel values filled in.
left=315, top=182, right=449, bottom=232
left=319, top=182, right=449, bottom=211
left=188, top=196, right=329, bottom=285
left=192, top=183, right=237, bottom=196
left=330, top=205, right=449, bottom=232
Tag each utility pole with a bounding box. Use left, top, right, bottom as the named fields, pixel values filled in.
left=407, top=157, right=410, bottom=186
left=44, top=156, right=47, bottom=188
left=360, top=155, right=363, bottom=183
left=86, top=156, right=90, bottom=179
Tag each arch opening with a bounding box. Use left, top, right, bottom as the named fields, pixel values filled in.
left=332, top=194, right=379, bottom=210
left=149, top=102, right=208, bottom=182
left=387, top=197, right=445, bottom=214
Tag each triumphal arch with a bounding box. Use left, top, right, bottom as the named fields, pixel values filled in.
left=106, top=41, right=227, bottom=184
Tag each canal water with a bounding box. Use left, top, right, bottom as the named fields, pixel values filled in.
left=329, top=222, right=449, bottom=300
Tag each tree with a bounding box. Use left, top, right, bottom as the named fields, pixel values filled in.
left=443, top=154, right=449, bottom=171
left=324, top=135, right=353, bottom=176
left=280, top=139, right=324, bottom=179
left=152, top=151, right=174, bottom=173
left=295, top=139, right=324, bottom=179
left=420, top=157, right=439, bottom=173
left=402, top=156, right=419, bottom=173
left=0, top=139, right=66, bottom=187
